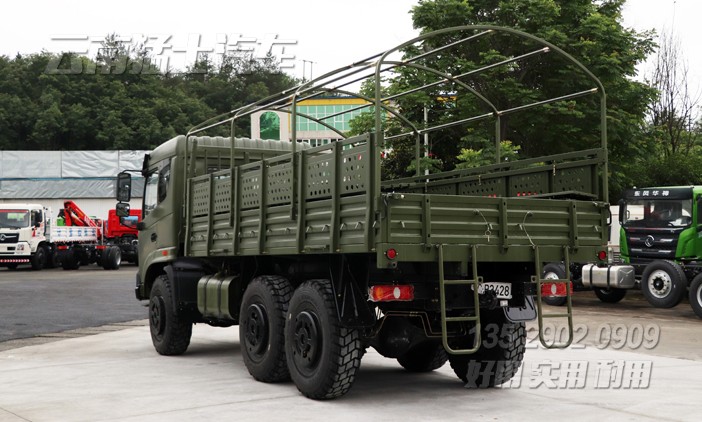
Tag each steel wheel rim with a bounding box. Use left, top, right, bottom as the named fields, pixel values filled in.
left=292, top=310, right=321, bottom=375
left=648, top=270, right=672, bottom=298
left=696, top=283, right=702, bottom=307
left=150, top=296, right=166, bottom=336
left=244, top=303, right=268, bottom=357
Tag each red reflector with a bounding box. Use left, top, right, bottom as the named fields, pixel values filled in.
left=369, top=285, right=414, bottom=302
left=386, top=248, right=397, bottom=260
left=541, top=281, right=573, bottom=297
left=597, top=250, right=607, bottom=261
left=57, top=245, right=69, bottom=250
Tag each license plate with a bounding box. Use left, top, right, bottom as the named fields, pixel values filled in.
left=474, top=282, right=512, bottom=299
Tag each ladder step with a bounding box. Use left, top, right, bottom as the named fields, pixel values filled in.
left=541, top=313, right=571, bottom=319
left=443, top=279, right=477, bottom=286
left=538, top=278, right=569, bottom=284
left=445, top=316, right=478, bottom=323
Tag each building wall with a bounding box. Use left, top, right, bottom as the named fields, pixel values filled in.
left=250, top=97, right=370, bottom=146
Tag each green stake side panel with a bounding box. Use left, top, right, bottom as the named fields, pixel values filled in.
left=186, top=168, right=608, bottom=264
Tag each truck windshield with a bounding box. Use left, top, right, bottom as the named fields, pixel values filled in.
left=623, top=198, right=693, bottom=228
left=0, top=209, right=30, bottom=229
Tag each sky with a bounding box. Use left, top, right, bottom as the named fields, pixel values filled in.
left=0, top=0, right=700, bottom=90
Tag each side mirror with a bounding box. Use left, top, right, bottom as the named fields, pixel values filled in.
left=618, top=198, right=626, bottom=225
left=116, top=172, right=132, bottom=202
left=115, top=202, right=130, bottom=218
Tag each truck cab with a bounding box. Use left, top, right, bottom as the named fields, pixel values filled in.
left=618, top=186, right=702, bottom=311
left=0, top=203, right=51, bottom=270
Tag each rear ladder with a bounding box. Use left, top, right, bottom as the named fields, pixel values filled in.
left=533, top=245, right=574, bottom=348
left=437, top=244, right=482, bottom=354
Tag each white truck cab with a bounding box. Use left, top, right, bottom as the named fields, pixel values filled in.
left=0, top=203, right=51, bottom=270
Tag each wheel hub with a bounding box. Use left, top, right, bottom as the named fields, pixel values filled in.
left=150, top=296, right=166, bottom=335
left=292, top=311, right=320, bottom=369
left=648, top=270, right=672, bottom=298
left=244, top=304, right=268, bottom=354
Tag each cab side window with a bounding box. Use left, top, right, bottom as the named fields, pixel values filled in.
left=143, top=171, right=159, bottom=218
left=158, top=163, right=171, bottom=203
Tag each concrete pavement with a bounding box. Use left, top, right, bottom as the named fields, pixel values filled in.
left=0, top=322, right=699, bottom=422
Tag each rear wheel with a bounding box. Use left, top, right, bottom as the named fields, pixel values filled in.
left=448, top=311, right=526, bottom=388
left=61, top=250, right=80, bottom=270
left=397, top=342, right=448, bottom=372
left=239, top=275, right=293, bottom=383
left=285, top=279, right=362, bottom=400
left=593, top=287, right=627, bottom=303
left=541, top=263, right=567, bottom=306
left=689, top=274, right=702, bottom=319
left=149, top=274, right=192, bottom=355
left=30, top=246, right=46, bottom=271
left=641, top=260, right=686, bottom=308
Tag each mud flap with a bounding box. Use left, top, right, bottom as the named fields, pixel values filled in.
left=504, top=296, right=536, bottom=322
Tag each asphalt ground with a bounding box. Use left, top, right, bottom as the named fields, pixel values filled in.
left=1, top=268, right=700, bottom=421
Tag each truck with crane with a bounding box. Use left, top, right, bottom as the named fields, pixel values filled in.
left=115, top=26, right=627, bottom=399
left=0, top=201, right=124, bottom=270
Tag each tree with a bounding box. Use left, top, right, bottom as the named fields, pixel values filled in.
left=382, top=0, right=655, bottom=200
left=646, top=30, right=700, bottom=157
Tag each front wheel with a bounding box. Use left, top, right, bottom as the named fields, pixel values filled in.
left=448, top=311, right=526, bottom=388
left=593, top=287, right=627, bottom=303
left=149, top=274, right=192, bottom=355
left=30, top=246, right=46, bottom=271
left=689, top=274, right=702, bottom=319
left=239, top=275, right=293, bottom=383
left=285, top=279, right=362, bottom=400
left=641, top=260, right=686, bottom=308
left=102, top=246, right=122, bottom=270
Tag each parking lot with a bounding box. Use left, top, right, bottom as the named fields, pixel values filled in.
left=1, top=267, right=701, bottom=421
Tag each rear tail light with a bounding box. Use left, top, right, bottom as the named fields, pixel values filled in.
left=541, top=281, right=573, bottom=297
left=369, top=285, right=414, bottom=302
left=597, top=250, right=607, bottom=261
left=385, top=248, right=397, bottom=260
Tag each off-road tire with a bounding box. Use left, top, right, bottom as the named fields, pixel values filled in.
left=239, top=275, right=293, bottom=383
left=30, top=246, right=46, bottom=271
left=448, top=311, right=526, bottom=388
left=397, top=342, right=448, bottom=372
left=593, top=287, right=627, bottom=303
left=541, top=263, right=567, bottom=306
left=641, top=260, right=686, bottom=308
left=689, top=273, right=702, bottom=319
left=285, top=279, right=362, bottom=400
left=149, top=274, right=192, bottom=355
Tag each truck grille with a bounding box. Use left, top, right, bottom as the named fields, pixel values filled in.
left=625, top=228, right=680, bottom=260
left=0, top=233, right=19, bottom=244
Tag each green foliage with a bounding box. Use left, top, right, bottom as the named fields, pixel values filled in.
left=0, top=39, right=296, bottom=150
left=456, top=140, right=521, bottom=169
left=630, top=148, right=702, bottom=187
left=383, top=0, right=656, bottom=200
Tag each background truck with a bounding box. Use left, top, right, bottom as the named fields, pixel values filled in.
left=103, top=208, right=141, bottom=265
left=617, top=186, right=702, bottom=317
left=0, top=201, right=122, bottom=270
left=542, top=186, right=702, bottom=319
left=116, top=26, right=614, bottom=399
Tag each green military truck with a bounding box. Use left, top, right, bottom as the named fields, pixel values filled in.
left=116, top=26, right=614, bottom=399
